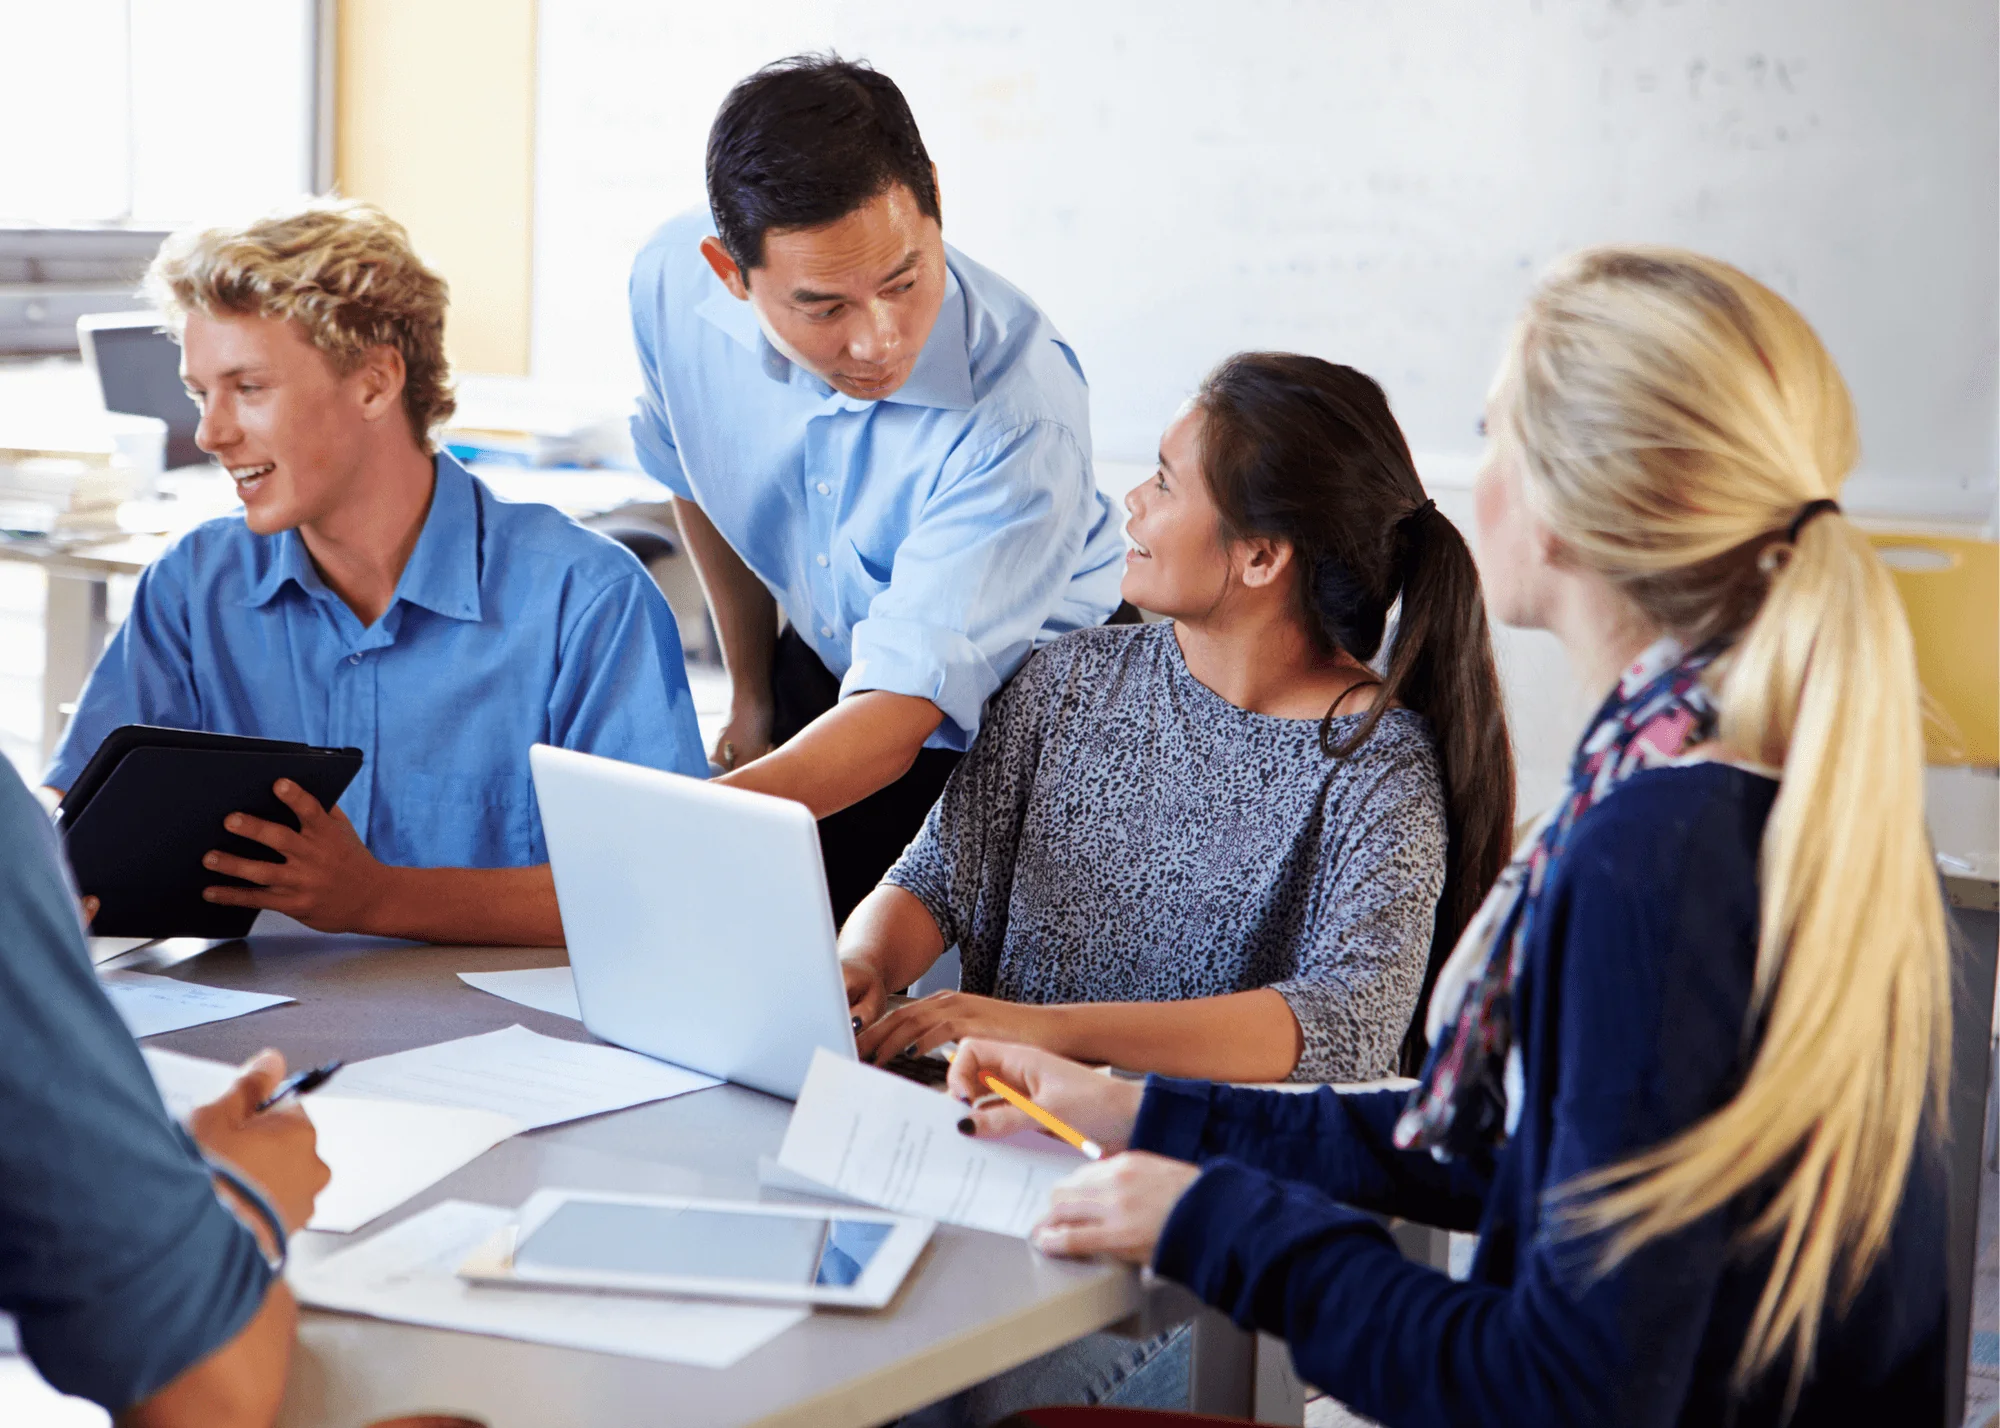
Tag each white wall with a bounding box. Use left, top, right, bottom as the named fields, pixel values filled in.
left=536, top=1, right=1996, bottom=513
left=1101, top=460, right=1581, bottom=811
left=0, top=0, right=314, bottom=225
left=532, top=1, right=1998, bottom=813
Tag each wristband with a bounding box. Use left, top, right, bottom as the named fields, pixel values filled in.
left=205, top=1155, right=289, bottom=1272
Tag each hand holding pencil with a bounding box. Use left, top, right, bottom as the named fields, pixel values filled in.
left=947, top=1039, right=1200, bottom=1266
left=946, top=1039, right=1145, bottom=1157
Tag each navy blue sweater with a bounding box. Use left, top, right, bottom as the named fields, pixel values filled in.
left=1133, top=764, right=1946, bottom=1426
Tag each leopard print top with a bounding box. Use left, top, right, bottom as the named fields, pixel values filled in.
left=885, top=621, right=1448, bottom=1082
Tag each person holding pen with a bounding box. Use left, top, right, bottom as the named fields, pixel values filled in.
left=0, top=757, right=328, bottom=1426
left=629, top=54, right=1130, bottom=921
left=943, top=249, right=1948, bottom=1427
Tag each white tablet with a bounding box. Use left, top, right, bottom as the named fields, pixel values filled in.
left=457, top=1189, right=935, bottom=1309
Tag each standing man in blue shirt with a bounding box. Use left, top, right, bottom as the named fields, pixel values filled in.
left=49, top=201, right=707, bottom=945
left=630, top=55, right=1130, bottom=921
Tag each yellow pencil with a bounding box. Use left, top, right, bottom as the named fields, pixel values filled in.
left=980, top=1073, right=1103, bottom=1160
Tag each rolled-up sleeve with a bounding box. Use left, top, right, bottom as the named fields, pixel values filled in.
left=842, top=420, right=1096, bottom=749
left=0, top=767, right=272, bottom=1411
left=44, top=549, right=201, bottom=791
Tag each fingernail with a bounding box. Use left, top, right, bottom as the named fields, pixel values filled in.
left=204, top=853, right=219, bottom=868
left=225, top=815, right=242, bottom=831
left=202, top=889, right=218, bottom=901
left=956, top=1117, right=976, bottom=1136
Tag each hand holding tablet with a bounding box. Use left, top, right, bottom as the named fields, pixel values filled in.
left=56, top=725, right=362, bottom=938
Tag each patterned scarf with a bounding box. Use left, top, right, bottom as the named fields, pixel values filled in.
left=1393, top=636, right=1722, bottom=1162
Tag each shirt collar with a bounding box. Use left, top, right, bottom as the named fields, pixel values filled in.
left=242, top=523, right=323, bottom=609
left=241, top=453, right=483, bottom=623
left=693, top=260, right=975, bottom=413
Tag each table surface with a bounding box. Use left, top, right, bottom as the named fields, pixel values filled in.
left=116, top=931, right=1143, bottom=1428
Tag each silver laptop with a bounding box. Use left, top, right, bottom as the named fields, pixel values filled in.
left=530, top=744, right=902, bottom=1100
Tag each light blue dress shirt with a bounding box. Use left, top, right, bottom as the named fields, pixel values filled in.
left=629, top=209, right=1125, bottom=750
left=46, top=454, right=706, bottom=868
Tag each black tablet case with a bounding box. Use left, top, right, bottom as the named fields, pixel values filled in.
left=60, top=729, right=362, bottom=939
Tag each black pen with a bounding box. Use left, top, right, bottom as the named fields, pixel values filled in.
left=255, top=1059, right=343, bottom=1113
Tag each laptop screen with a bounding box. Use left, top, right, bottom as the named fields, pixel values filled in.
left=88, top=320, right=204, bottom=469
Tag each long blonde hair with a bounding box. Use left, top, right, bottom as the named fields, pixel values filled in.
left=1493, top=247, right=1949, bottom=1400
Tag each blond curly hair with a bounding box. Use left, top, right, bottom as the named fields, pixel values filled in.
left=145, top=199, right=455, bottom=446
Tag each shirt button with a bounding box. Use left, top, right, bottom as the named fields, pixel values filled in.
left=816, top=482, right=830, bottom=495
left=816, top=553, right=829, bottom=567
left=820, top=625, right=834, bottom=638
left=348, top=653, right=362, bottom=665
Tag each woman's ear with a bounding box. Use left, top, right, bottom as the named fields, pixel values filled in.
left=1236, top=536, right=1295, bottom=590
left=1538, top=523, right=1578, bottom=573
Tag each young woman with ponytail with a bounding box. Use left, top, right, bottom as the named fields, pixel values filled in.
left=947, top=249, right=1949, bottom=1428
left=840, top=352, right=1512, bottom=1088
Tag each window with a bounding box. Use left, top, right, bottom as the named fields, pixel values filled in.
left=0, top=0, right=325, bottom=227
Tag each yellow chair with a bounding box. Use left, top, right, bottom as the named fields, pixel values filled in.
left=1869, top=533, right=1999, bottom=767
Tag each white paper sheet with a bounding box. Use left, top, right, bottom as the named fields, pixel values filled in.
left=457, top=966, right=581, bottom=1021
left=144, top=1048, right=525, bottom=1232
left=331, top=1024, right=720, bottom=1130
left=100, top=971, right=293, bottom=1038
left=777, top=1049, right=1087, bottom=1238
left=88, top=936, right=154, bottom=966
left=290, top=1200, right=806, bottom=1367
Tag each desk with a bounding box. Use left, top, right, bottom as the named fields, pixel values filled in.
left=107, top=930, right=1180, bottom=1428
left=1, top=466, right=670, bottom=769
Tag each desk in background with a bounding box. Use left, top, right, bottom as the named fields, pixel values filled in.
left=0, top=464, right=677, bottom=769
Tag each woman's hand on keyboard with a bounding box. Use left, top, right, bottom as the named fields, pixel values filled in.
left=858, top=991, right=1057, bottom=1066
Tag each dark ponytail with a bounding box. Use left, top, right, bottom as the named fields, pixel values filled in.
left=1195, top=353, right=1515, bottom=1074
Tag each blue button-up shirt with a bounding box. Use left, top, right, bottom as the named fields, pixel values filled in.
left=629, top=209, right=1125, bottom=750
left=47, top=454, right=706, bottom=867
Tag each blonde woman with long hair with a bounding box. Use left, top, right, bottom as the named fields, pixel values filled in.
left=944, top=248, right=1950, bottom=1427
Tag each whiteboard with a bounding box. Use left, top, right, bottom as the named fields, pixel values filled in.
left=533, top=0, right=1997, bottom=522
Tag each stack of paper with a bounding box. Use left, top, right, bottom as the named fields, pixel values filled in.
left=0, top=451, right=134, bottom=534
left=292, top=1201, right=806, bottom=1366
left=777, top=1049, right=1088, bottom=1239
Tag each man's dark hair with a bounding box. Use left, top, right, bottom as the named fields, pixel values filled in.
left=706, top=54, right=940, bottom=274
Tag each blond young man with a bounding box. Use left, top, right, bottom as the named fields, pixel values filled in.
left=47, top=201, right=705, bottom=944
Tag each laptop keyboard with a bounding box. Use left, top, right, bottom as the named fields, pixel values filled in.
left=880, top=1051, right=953, bottom=1088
